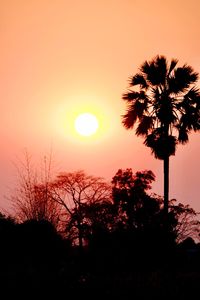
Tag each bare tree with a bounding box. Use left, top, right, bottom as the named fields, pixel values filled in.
left=50, top=170, right=112, bottom=247
left=169, top=200, right=200, bottom=243
left=11, top=152, right=62, bottom=230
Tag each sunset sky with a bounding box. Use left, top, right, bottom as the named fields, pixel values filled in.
left=1, top=0, right=200, bottom=212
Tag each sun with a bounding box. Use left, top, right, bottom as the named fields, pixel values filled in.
left=74, top=113, right=99, bottom=136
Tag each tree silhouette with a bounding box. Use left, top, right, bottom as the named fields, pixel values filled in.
left=112, top=169, right=156, bottom=229
left=170, top=201, right=200, bottom=243
left=50, top=170, right=111, bottom=248
left=122, top=55, right=200, bottom=220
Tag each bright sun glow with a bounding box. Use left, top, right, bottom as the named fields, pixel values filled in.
left=75, top=113, right=99, bottom=136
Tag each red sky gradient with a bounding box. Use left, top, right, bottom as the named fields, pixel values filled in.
left=0, top=0, right=200, bottom=212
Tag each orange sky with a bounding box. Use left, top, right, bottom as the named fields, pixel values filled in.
left=0, top=0, right=200, bottom=212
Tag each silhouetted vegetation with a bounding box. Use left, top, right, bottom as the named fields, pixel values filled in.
left=1, top=165, right=200, bottom=298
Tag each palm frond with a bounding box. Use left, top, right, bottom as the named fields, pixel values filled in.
left=179, top=114, right=192, bottom=130
left=122, top=107, right=138, bottom=129
left=169, top=65, right=198, bottom=94
left=179, top=106, right=200, bottom=131
left=140, top=55, right=167, bottom=86
left=122, top=100, right=148, bottom=129
left=168, top=58, right=178, bottom=75
left=144, top=131, right=177, bottom=159
left=178, top=126, right=189, bottom=144
left=183, top=87, right=200, bottom=104
left=140, top=60, right=150, bottom=76
left=135, top=115, right=154, bottom=136
left=134, top=100, right=149, bottom=117
left=130, top=73, right=148, bottom=89
left=190, top=113, right=200, bottom=131
left=122, top=90, right=147, bottom=102
left=154, top=55, right=167, bottom=84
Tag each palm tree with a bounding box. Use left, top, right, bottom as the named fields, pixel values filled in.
left=122, top=55, right=200, bottom=221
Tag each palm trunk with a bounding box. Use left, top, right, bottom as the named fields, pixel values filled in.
left=163, top=155, right=169, bottom=222
left=163, top=119, right=170, bottom=225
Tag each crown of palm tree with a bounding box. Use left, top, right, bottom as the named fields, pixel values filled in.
left=122, top=55, right=200, bottom=159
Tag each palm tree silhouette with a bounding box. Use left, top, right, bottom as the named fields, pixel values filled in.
left=122, top=55, right=200, bottom=221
